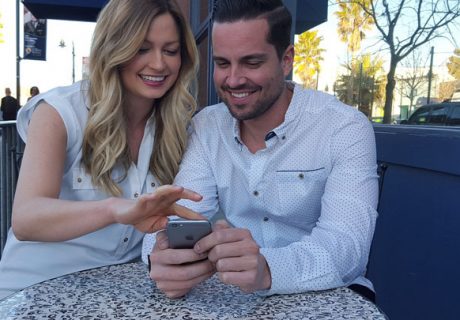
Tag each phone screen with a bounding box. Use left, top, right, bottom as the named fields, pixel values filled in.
left=166, top=220, right=212, bottom=249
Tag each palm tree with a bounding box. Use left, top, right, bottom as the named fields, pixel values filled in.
left=335, top=0, right=374, bottom=104
left=335, top=54, right=386, bottom=117
left=294, top=30, right=325, bottom=89
left=335, top=0, right=373, bottom=53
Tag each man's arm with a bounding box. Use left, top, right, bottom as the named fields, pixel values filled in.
left=194, top=220, right=272, bottom=293
left=260, top=112, right=378, bottom=295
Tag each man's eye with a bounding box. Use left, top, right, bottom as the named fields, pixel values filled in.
left=246, top=61, right=262, bottom=67
left=215, top=61, right=229, bottom=68
left=138, top=48, right=150, bottom=54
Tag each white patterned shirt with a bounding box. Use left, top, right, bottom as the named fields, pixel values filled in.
left=142, top=82, right=378, bottom=295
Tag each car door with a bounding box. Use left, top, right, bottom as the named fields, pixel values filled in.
left=427, top=104, right=449, bottom=126
left=446, top=104, right=460, bottom=126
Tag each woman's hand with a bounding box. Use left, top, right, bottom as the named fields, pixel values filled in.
left=110, top=185, right=204, bottom=233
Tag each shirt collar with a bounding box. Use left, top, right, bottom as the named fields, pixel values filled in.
left=230, top=81, right=301, bottom=145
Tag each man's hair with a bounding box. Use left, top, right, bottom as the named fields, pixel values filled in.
left=212, top=0, right=292, bottom=59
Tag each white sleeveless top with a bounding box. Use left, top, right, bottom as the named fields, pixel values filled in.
left=0, top=81, right=159, bottom=300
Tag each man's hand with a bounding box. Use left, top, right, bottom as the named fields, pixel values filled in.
left=149, top=230, right=215, bottom=298
left=194, top=220, right=272, bottom=293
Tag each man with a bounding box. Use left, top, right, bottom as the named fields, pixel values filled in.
left=143, top=0, right=378, bottom=301
left=1, top=88, right=20, bottom=121
left=24, top=18, right=46, bottom=37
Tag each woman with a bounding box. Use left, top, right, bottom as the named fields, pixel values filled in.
left=27, top=86, right=40, bottom=101
left=0, top=0, right=201, bottom=300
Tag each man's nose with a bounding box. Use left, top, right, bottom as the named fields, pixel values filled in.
left=225, top=66, right=247, bottom=88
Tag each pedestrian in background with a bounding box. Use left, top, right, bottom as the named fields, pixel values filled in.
left=1, top=88, right=20, bottom=121
left=27, top=86, right=40, bottom=101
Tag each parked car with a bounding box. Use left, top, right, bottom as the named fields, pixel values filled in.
left=451, top=91, right=460, bottom=102
left=400, top=102, right=460, bottom=126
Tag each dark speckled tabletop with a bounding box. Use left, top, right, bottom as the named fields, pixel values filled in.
left=0, top=261, right=387, bottom=319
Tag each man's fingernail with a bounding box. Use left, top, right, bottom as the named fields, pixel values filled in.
left=159, top=239, right=169, bottom=249
left=194, top=244, right=201, bottom=253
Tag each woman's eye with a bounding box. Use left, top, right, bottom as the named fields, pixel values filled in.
left=164, top=49, right=179, bottom=56
left=138, top=48, right=150, bottom=54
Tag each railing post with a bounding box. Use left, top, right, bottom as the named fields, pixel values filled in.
left=0, top=121, right=24, bottom=259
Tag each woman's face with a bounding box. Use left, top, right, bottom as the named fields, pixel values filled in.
left=120, top=13, right=182, bottom=107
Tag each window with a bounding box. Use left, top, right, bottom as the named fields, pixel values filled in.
left=447, top=106, right=460, bottom=126
left=409, top=106, right=431, bottom=124
left=428, top=105, right=448, bottom=125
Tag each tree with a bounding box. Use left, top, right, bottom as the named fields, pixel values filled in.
left=438, top=80, right=458, bottom=101
left=396, top=50, right=429, bottom=115
left=342, top=0, right=460, bottom=124
left=335, top=54, right=386, bottom=116
left=335, top=0, right=374, bottom=53
left=0, top=11, right=4, bottom=44
left=335, top=0, right=374, bottom=105
left=447, top=48, right=460, bottom=80
left=294, top=30, right=325, bottom=89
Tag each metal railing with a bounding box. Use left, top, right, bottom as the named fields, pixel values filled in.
left=0, top=121, right=24, bottom=259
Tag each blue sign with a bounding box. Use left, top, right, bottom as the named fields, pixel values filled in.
left=23, top=13, right=47, bottom=61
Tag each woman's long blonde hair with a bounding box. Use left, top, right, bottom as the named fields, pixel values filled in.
left=82, top=0, right=198, bottom=196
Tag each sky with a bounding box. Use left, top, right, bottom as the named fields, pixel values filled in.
left=0, top=1, right=457, bottom=105
left=0, top=1, right=96, bottom=104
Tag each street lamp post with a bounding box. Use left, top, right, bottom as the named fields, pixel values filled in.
left=59, top=40, right=75, bottom=83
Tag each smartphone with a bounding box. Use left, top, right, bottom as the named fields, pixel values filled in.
left=166, top=220, right=212, bottom=249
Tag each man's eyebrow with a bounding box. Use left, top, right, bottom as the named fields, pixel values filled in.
left=213, top=53, right=268, bottom=61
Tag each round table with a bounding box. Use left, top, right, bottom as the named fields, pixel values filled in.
left=0, top=261, right=387, bottom=319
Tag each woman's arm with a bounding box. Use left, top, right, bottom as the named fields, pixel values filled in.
left=12, top=103, right=202, bottom=242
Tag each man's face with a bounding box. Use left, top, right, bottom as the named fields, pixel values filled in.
left=212, top=19, right=293, bottom=121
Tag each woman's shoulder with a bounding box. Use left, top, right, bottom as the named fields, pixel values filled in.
left=17, top=81, right=90, bottom=143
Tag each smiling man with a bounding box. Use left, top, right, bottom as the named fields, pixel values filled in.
left=143, top=0, right=379, bottom=302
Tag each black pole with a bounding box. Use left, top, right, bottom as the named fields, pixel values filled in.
left=16, top=0, right=21, bottom=105
left=427, top=46, right=434, bottom=105
left=72, top=41, right=75, bottom=83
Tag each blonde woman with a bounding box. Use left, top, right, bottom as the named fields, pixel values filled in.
left=0, top=0, right=202, bottom=300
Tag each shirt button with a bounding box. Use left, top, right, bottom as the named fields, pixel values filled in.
left=134, top=192, right=139, bottom=198
left=263, top=217, right=269, bottom=222
left=123, top=237, right=128, bottom=243
left=77, top=177, right=82, bottom=183
left=282, top=136, right=286, bottom=140
left=253, top=191, right=259, bottom=196
left=151, top=182, right=156, bottom=187
left=298, top=173, right=304, bottom=179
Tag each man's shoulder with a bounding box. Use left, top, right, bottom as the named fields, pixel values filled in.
left=193, top=102, right=231, bottom=125
left=298, top=87, right=366, bottom=120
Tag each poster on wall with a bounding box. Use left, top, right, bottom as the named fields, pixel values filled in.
left=23, top=7, right=46, bottom=60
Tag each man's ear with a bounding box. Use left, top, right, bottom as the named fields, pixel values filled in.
left=282, top=44, right=294, bottom=76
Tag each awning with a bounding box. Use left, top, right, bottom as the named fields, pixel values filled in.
left=22, top=0, right=327, bottom=31
left=22, top=0, right=108, bottom=22
left=294, top=0, right=328, bottom=33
